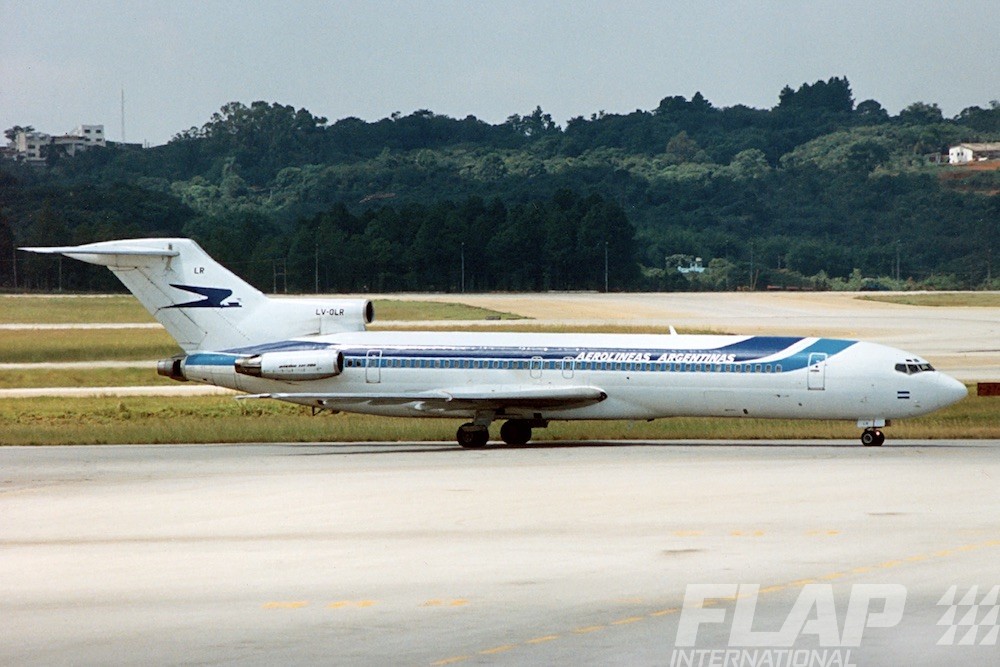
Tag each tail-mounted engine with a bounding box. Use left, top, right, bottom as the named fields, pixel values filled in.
left=234, top=349, right=345, bottom=381
left=156, top=355, right=189, bottom=382
left=269, top=298, right=375, bottom=335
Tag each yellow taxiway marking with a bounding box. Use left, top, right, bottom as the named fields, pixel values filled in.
left=649, top=607, right=679, bottom=617
left=422, top=598, right=468, bottom=607
left=327, top=600, right=378, bottom=609
left=262, top=601, right=309, bottom=609
left=479, top=644, right=517, bottom=655
left=573, top=625, right=605, bottom=634
left=611, top=616, right=644, bottom=625
left=428, top=537, right=1000, bottom=666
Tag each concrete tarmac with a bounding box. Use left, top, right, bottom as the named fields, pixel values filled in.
left=2, top=441, right=998, bottom=666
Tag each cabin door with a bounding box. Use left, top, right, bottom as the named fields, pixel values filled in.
left=807, top=352, right=827, bottom=390
left=366, top=349, right=382, bottom=384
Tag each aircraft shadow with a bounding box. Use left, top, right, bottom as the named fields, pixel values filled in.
left=286, top=439, right=982, bottom=456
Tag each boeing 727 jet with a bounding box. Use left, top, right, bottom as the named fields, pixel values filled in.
left=22, top=238, right=967, bottom=447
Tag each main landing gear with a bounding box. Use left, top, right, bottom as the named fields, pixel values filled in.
left=860, top=428, right=885, bottom=447
left=457, top=419, right=544, bottom=448
left=456, top=423, right=489, bottom=448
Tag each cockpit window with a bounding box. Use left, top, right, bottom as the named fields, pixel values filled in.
left=894, top=362, right=935, bottom=375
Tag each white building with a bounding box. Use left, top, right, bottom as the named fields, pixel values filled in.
left=72, top=124, right=105, bottom=148
left=6, top=124, right=105, bottom=163
left=948, top=142, right=1000, bottom=164
left=13, top=131, right=52, bottom=161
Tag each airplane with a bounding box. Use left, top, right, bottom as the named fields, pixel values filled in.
left=21, top=238, right=968, bottom=448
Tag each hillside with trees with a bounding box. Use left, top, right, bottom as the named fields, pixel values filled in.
left=2, top=76, right=999, bottom=293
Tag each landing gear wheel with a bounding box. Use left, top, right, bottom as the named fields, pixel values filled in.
left=499, top=420, right=532, bottom=446
left=457, top=423, right=489, bottom=448
left=861, top=428, right=885, bottom=447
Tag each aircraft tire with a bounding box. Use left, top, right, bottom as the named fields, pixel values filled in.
left=457, top=423, right=489, bottom=448
left=499, top=420, right=532, bottom=446
left=861, top=428, right=884, bottom=447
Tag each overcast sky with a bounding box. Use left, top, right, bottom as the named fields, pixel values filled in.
left=2, top=1, right=998, bottom=146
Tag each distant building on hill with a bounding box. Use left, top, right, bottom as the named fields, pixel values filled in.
left=4, top=124, right=105, bottom=164
left=948, top=142, right=1000, bottom=164
left=677, top=257, right=705, bottom=274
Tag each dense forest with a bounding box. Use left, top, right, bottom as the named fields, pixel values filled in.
left=2, top=76, right=1000, bottom=293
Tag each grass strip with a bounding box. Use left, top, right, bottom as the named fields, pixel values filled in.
left=0, top=329, right=181, bottom=363
left=0, top=295, right=153, bottom=323
left=370, top=323, right=725, bottom=335
left=372, top=299, right=523, bottom=321
left=858, top=293, right=1000, bottom=307
left=0, top=367, right=167, bottom=389
left=0, top=295, right=520, bottom=324
left=3, top=323, right=717, bottom=364
left=0, top=388, right=994, bottom=446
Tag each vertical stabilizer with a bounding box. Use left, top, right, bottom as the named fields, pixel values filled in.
left=23, top=238, right=374, bottom=351
left=22, top=238, right=269, bottom=351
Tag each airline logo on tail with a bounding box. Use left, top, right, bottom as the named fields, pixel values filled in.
left=166, top=284, right=242, bottom=309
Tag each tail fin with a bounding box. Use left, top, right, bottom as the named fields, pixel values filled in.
left=21, top=238, right=372, bottom=352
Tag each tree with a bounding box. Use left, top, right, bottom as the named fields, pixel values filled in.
left=777, top=77, right=854, bottom=113
left=898, top=102, right=943, bottom=125
left=664, top=131, right=702, bottom=163
left=0, top=212, right=15, bottom=287
left=855, top=100, right=889, bottom=122
left=4, top=125, right=34, bottom=142
left=504, top=106, right=558, bottom=137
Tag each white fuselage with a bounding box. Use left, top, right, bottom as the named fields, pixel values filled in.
left=181, top=331, right=967, bottom=423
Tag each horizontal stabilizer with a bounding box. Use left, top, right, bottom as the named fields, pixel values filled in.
left=20, top=244, right=179, bottom=258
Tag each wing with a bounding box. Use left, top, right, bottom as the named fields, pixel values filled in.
left=237, top=384, right=608, bottom=413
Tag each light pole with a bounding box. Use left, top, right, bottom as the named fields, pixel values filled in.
left=461, top=242, right=465, bottom=293
left=895, top=239, right=901, bottom=282
left=604, top=241, right=609, bottom=292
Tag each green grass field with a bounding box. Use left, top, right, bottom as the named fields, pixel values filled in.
left=0, top=323, right=711, bottom=364
left=0, top=388, right=993, bottom=446
left=0, top=295, right=520, bottom=324
left=0, top=295, right=153, bottom=323
left=0, top=328, right=182, bottom=363
left=858, top=293, right=1000, bottom=307
left=0, top=366, right=167, bottom=389
left=2, top=293, right=995, bottom=445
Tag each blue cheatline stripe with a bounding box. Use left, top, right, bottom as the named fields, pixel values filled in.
left=188, top=336, right=858, bottom=373
left=185, top=352, right=240, bottom=366
left=224, top=340, right=331, bottom=354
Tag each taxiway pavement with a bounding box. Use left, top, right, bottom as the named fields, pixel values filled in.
left=2, top=441, right=998, bottom=666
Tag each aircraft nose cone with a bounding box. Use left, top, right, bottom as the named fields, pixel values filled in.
left=938, top=374, right=968, bottom=407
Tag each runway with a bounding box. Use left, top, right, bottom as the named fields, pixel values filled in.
left=3, top=441, right=999, bottom=666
